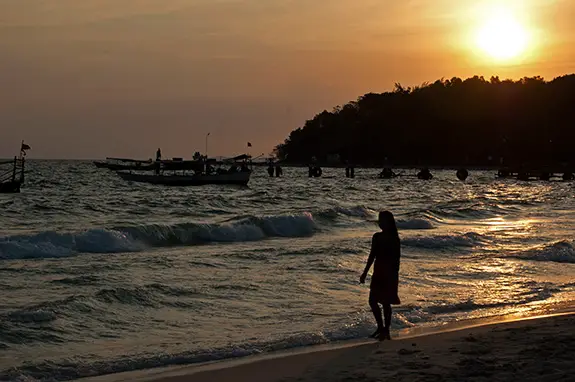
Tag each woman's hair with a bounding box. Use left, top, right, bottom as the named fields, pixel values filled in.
left=378, top=210, right=399, bottom=240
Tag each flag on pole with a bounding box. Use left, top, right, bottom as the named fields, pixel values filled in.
left=21, top=142, right=31, bottom=151
left=247, top=142, right=252, bottom=147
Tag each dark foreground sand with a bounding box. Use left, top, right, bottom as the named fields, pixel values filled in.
left=85, top=313, right=575, bottom=382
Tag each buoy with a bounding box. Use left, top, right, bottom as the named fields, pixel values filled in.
left=456, top=168, right=469, bottom=181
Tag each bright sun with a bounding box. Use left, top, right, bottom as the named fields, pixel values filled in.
left=475, top=8, right=530, bottom=62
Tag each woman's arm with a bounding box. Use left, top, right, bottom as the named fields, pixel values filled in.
left=360, top=235, right=376, bottom=284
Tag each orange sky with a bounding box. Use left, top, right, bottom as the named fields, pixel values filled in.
left=1, top=0, right=573, bottom=159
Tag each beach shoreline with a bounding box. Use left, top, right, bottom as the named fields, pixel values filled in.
left=78, top=307, right=575, bottom=382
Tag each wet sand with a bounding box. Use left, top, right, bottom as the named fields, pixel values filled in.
left=82, top=312, right=575, bottom=382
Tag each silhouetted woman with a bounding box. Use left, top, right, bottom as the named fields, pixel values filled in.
left=360, top=211, right=401, bottom=340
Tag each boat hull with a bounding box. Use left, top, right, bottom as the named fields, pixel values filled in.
left=0, top=181, right=21, bottom=193
left=116, top=171, right=251, bottom=186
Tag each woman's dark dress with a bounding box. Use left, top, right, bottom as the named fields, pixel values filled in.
left=370, top=232, right=401, bottom=305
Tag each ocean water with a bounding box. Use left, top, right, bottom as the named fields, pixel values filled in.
left=1, top=161, right=574, bottom=381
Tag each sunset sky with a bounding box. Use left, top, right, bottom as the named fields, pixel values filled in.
left=1, top=0, right=574, bottom=159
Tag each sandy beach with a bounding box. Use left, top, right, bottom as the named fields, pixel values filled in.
left=81, top=312, right=575, bottom=382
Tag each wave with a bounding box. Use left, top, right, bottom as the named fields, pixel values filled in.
left=510, top=241, right=575, bottom=264
left=421, top=201, right=522, bottom=221
left=396, top=218, right=435, bottom=230
left=402, top=232, right=488, bottom=249
left=0, top=213, right=318, bottom=260
left=0, top=205, right=386, bottom=260
left=315, top=205, right=375, bottom=220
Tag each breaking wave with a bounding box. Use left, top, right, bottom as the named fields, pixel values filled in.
left=510, top=241, right=575, bottom=264
left=396, top=218, right=435, bottom=230
left=402, top=232, right=488, bottom=249
left=0, top=213, right=316, bottom=260
left=0, top=205, right=440, bottom=260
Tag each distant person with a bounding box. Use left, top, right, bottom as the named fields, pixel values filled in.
left=156, top=148, right=162, bottom=162
left=417, top=168, right=433, bottom=180
left=379, top=168, right=396, bottom=179
left=360, top=211, right=401, bottom=341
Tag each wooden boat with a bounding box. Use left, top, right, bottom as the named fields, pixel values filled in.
left=93, top=157, right=154, bottom=171
left=0, top=161, right=22, bottom=193
left=1, top=143, right=28, bottom=193
left=117, top=169, right=251, bottom=186
left=116, top=154, right=253, bottom=186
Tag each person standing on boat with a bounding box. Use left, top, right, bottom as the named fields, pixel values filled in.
left=360, top=211, right=401, bottom=341
left=154, top=148, right=162, bottom=175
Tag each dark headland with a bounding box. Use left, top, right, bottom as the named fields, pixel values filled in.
left=274, top=75, right=575, bottom=169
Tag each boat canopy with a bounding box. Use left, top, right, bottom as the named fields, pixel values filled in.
left=230, top=154, right=252, bottom=161
left=106, top=157, right=153, bottom=163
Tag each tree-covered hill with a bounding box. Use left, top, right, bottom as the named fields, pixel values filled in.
left=275, top=75, right=575, bottom=167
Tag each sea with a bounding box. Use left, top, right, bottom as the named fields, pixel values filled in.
left=1, top=161, right=574, bottom=381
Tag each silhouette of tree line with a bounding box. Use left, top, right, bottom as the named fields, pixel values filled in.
left=275, top=75, right=575, bottom=167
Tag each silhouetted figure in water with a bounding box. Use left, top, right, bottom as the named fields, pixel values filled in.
left=417, top=168, right=433, bottom=180
left=360, top=211, right=401, bottom=341
left=156, top=148, right=162, bottom=162
left=379, top=168, right=396, bottom=179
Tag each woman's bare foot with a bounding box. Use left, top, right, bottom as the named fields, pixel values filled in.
left=384, top=328, right=391, bottom=340
left=378, top=331, right=387, bottom=341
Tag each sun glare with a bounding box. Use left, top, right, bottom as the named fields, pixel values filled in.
left=475, top=7, right=530, bottom=62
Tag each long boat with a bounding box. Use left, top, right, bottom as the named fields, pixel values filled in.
left=93, top=157, right=154, bottom=171
left=116, top=154, right=253, bottom=186
left=117, top=170, right=251, bottom=186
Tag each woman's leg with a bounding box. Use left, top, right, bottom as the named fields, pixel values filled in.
left=383, top=304, right=392, bottom=339
left=369, top=291, right=384, bottom=335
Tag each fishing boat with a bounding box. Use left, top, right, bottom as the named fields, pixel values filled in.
left=0, top=142, right=29, bottom=193
left=116, top=154, right=252, bottom=186
left=93, top=157, right=154, bottom=171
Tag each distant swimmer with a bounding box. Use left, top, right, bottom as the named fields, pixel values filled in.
left=360, top=211, right=401, bottom=341
left=417, top=168, right=433, bottom=180
left=379, top=168, right=396, bottom=179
